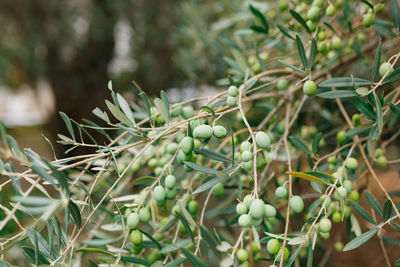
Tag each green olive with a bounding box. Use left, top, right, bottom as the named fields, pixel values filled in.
left=130, top=229, right=143, bottom=245
left=349, top=190, right=360, bottom=202
left=238, top=214, right=251, bottom=227
left=275, top=247, right=289, bottom=262
left=277, top=79, right=288, bottom=90
left=240, top=141, right=252, bottom=152
left=264, top=204, right=277, bottom=217
left=228, top=85, right=239, bottom=97
left=376, top=155, right=387, bottom=168
left=139, top=208, right=151, bottom=223
left=127, top=212, right=140, bottom=229
left=334, top=242, right=344, bottom=251
left=154, top=185, right=166, bottom=202
left=345, top=157, right=358, bottom=170
left=180, top=136, right=194, bottom=154
left=213, top=125, right=227, bottom=138
left=326, top=5, right=336, bottom=16
left=255, top=131, right=271, bottom=149
left=250, top=199, right=265, bottom=219
left=267, top=239, right=280, bottom=254
left=332, top=211, right=341, bottom=223
left=236, top=202, right=248, bottom=215
left=343, top=180, right=353, bottom=193
left=237, top=249, right=249, bottom=262
left=352, top=114, right=361, bottom=127
left=302, top=80, right=317, bottom=96
left=182, top=106, right=195, bottom=119
left=275, top=186, right=288, bottom=199
left=171, top=106, right=182, bottom=117
left=332, top=37, right=342, bottom=50
left=289, top=195, right=304, bottom=213
left=379, top=62, right=393, bottom=77
left=319, top=218, right=332, bottom=233
left=243, top=160, right=253, bottom=171
left=336, top=130, right=347, bottom=143
left=193, top=124, right=213, bottom=139
left=307, top=6, right=321, bottom=21
left=214, top=182, right=224, bottom=197
left=227, top=96, right=238, bottom=107
left=166, top=187, right=177, bottom=200
left=363, top=13, right=375, bottom=27
left=165, top=175, right=176, bottom=189
left=318, top=31, right=326, bottom=41
left=187, top=200, right=199, bottom=214
left=241, top=150, right=253, bottom=162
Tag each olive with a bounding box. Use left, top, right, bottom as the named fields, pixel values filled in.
left=213, top=125, right=227, bottom=138
left=127, top=212, right=140, bottom=229
left=289, top=195, right=304, bottom=213
left=193, top=124, right=213, bottom=139
left=255, top=131, right=270, bottom=149
left=303, top=80, right=317, bottom=96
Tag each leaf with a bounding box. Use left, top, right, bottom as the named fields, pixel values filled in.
left=284, top=245, right=302, bottom=267
left=383, top=200, right=393, bottom=221
left=22, top=247, right=49, bottom=265
left=68, top=200, right=82, bottom=228
left=154, top=98, right=169, bottom=124
left=343, top=228, right=378, bottom=251
left=352, top=97, right=376, bottom=119
left=0, top=121, right=8, bottom=149
left=384, top=68, right=400, bottom=84
left=117, top=93, right=135, bottom=126
left=396, top=258, right=400, bottom=266
left=278, top=59, right=306, bottom=73
left=345, top=128, right=368, bottom=137
left=138, top=91, right=152, bottom=123
left=249, top=4, right=269, bottom=33
left=286, top=171, right=330, bottom=185
left=323, top=22, right=339, bottom=35
left=0, top=260, right=18, bottom=267
left=164, top=258, right=187, bottom=267
left=120, top=256, right=151, bottom=266
left=76, top=247, right=115, bottom=256
left=372, top=92, right=383, bottom=140
left=176, top=213, right=195, bottom=244
left=290, top=10, right=311, bottom=33
left=348, top=200, right=376, bottom=225
left=371, top=39, right=382, bottom=82
left=318, top=77, right=371, bottom=88
left=59, top=112, right=75, bottom=141
left=160, top=239, right=192, bottom=254
left=288, top=136, right=310, bottom=153
left=92, top=107, right=110, bottom=123
left=194, top=147, right=231, bottom=163
left=309, top=38, right=317, bottom=68
left=140, top=229, right=162, bottom=249
left=391, top=0, right=400, bottom=32
left=390, top=103, right=400, bottom=116
left=26, top=229, right=51, bottom=259
left=277, top=24, right=295, bottom=40
left=223, top=57, right=245, bottom=73
left=296, top=35, right=308, bottom=69
left=317, top=90, right=358, bottom=99
left=312, top=132, right=322, bottom=154
left=105, top=100, right=135, bottom=127
left=183, top=161, right=216, bottom=175
left=307, top=238, right=313, bottom=267
left=160, top=90, right=170, bottom=120
left=303, top=171, right=333, bottom=183
left=365, top=191, right=383, bottom=217
left=180, top=248, right=207, bottom=267
left=200, top=106, right=216, bottom=118
left=193, top=177, right=222, bottom=195
left=250, top=25, right=268, bottom=33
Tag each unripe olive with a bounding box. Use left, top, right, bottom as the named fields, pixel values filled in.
left=376, top=155, right=387, bottom=168
left=154, top=185, right=166, bottom=202
left=357, top=33, right=366, bottom=43
left=265, top=204, right=277, bottom=217
left=326, top=5, right=336, bottom=16
left=343, top=180, right=353, bottom=193
left=172, top=205, right=181, bottom=216
left=228, top=85, right=239, bottom=97
left=213, top=125, right=227, bottom=138
left=243, top=194, right=254, bottom=209
left=227, top=96, right=238, bottom=107
left=154, top=167, right=163, bottom=177
left=267, top=239, right=280, bottom=254
left=303, top=80, right=317, bottom=96
left=346, top=157, right=358, bottom=170
left=236, top=203, right=248, bottom=215
left=240, top=141, right=252, bottom=152
left=193, top=125, right=213, bottom=139
left=148, top=158, right=159, bottom=168
left=166, top=187, right=176, bottom=200
left=332, top=211, right=341, bottom=223
left=332, top=37, right=342, bottom=50
left=312, top=0, right=324, bottom=7
left=275, top=186, right=288, bottom=199
left=131, top=229, right=143, bottom=245
left=349, top=190, right=360, bottom=202
left=243, top=160, right=253, bottom=171
left=171, top=106, right=182, bottom=117
left=255, top=131, right=271, bottom=149
left=306, top=20, right=317, bottom=31
left=279, top=0, right=289, bottom=11
left=165, top=175, right=176, bottom=189
left=250, top=217, right=263, bottom=227
left=250, top=199, right=265, bottom=219
left=251, top=241, right=261, bottom=252
left=214, top=182, right=224, bottom=197
left=237, top=249, right=248, bottom=262
left=238, top=214, right=251, bottom=227
left=277, top=79, right=288, bottom=90
left=127, top=212, right=140, bottom=229
left=276, top=247, right=289, bottom=262
left=318, top=31, right=326, bottom=41
left=180, top=136, right=194, bottom=154
left=188, top=200, right=199, bottom=214
left=319, top=218, right=332, bottom=233
left=343, top=205, right=352, bottom=218
left=182, top=106, right=194, bottom=119
left=241, top=151, right=253, bottom=162
left=336, top=130, right=346, bottom=143
left=352, top=114, right=361, bottom=126
left=319, top=231, right=330, bottom=239
left=376, top=3, right=385, bottom=12
left=379, top=62, right=392, bottom=77
left=290, top=195, right=304, bottom=213
left=139, top=208, right=151, bottom=223
left=334, top=186, right=347, bottom=200
left=307, top=6, right=321, bottom=21
left=363, top=13, right=375, bottom=27
left=334, top=241, right=344, bottom=251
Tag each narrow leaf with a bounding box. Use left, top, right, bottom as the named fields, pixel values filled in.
left=383, top=200, right=393, bottom=221
left=296, top=35, right=308, bottom=69
left=343, top=228, right=378, bottom=251
left=317, top=90, right=358, bottom=99
left=290, top=10, right=311, bottom=33
left=288, top=136, right=311, bottom=153
left=371, top=39, right=382, bottom=82
left=365, top=191, right=383, bottom=217
left=286, top=171, right=330, bottom=185
left=348, top=200, right=376, bottom=225
left=59, top=112, right=75, bottom=140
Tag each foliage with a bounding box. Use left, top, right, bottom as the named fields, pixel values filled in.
left=1, top=0, right=400, bottom=266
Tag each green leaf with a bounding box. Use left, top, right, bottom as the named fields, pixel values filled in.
left=277, top=24, right=295, bottom=40
left=317, top=90, right=358, bottom=99
left=59, top=112, right=75, bottom=141
left=372, top=92, right=383, bottom=140
left=343, top=228, right=378, bottom=251
left=116, top=93, right=135, bottom=126
left=284, top=245, right=302, bottom=267
left=223, top=57, right=245, bottom=73
left=194, top=147, right=231, bottom=163
left=288, top=136, right=310, bottom=153
left=361, top=0, right=374, bottom=10
left=164, top=258, right=187, bottom=267
left=22, top=247, right=50, bottom=265
left=105, top=100, right=135, bottom=127
left=249, top=4, right=269, bottom=33
left=0, top=121, right=8, bottom=149
left=323, top=22, right=339, bottom=36
left=311, top=132, right=322, bottom=154
left=183, top=161, right=217, bottom=175
left=193, top=177, right=222, bottom=195
left=176, top=213, right=195, bottom=243
left=138, top=91, right=152, bottom=123
left=133, top=176, right=156, bottom=185
left=309, top=38, right=317, bottom=68
left=250, top=24, right=268, bottom=34
left=371, top=39, right=381, bottom=82
left=365, top=191, right=383, bottom=217
left=286, top=171, right=330, bottom=185
left=391, top=0, right=400, bottom=32
left=396, top=258, right=400, bottom=266
left=160, top=239, right=192, bottom=254
left=278, top=59, right=306, bottom=73
left=318, top=77, right=371, bottom=88
left=348, top=200, right=376, bottom=225
left=353, top=97, right=376, bottom=119
left=0, top=260, right=18, bottom=267
left=345, top=128, right=368, bottom=137
left=68, top=200, right=82, bottom=228
left=383, top=200, right=393, bottom=221
left=296, top=35, right=308, bottom=69
left=120, top=256, right=151, bottom=266
left=92, top=107, right=110, bottom=123
left=390, top=103, right=400, bottom=116
left=154, top=97, right=170, bottom=124
left=200, top=105, right=216, bottom=118
left=180, top=248, right=207, bottom=267
left=26, top=228, right=51, bottom=259
left=140, top=229, right=162, bottom=249
left=160, top=90, right=170, bottom=120
left=290, top=10, right=311, bottom=33
left=384, top=68, right=400, bottom=84
left=76, top=247, right=115, bottom=256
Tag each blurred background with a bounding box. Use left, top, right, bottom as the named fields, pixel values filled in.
left=0, top=0, right=261, bottom=156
